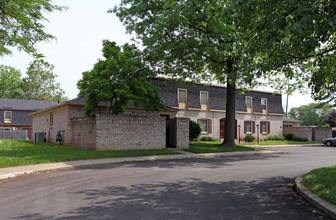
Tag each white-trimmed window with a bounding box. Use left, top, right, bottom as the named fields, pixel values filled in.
left=261, top=98, right=267, bottom=110
left=50, top=113, right=54, bottom=128
left=198, top=119, right=212, bottom=134
left=4, top=111, right=12, bottom=123
left=246, top=96, right=252, bottom=109
left=260, top=121, right=270, bottom=134
left=200, top=91, right=209, bottom=109
left=178, top=89, right=187, bottom=105
left=200, top=119, right=208, bottom=132
left=244, top=120, right=255, bottom=133
left=246, top=121, right=252, bottom=133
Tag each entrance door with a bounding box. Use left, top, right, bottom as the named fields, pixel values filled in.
left=220, top=118, right=237, bottom=139
left=161, top=115, right=170, bottom=147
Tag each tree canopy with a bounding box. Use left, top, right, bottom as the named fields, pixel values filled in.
left=289, top=103, right=334, bottom=127
left=77, top=40, right=166, bottom=117
left=0, top=60, right=67, bottom=101
left=0, top=0, right=66, bottom=57
left=113, top=0, right=336, bottom=147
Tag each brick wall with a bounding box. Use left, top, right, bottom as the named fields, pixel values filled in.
left=94, top=114, right=166, bottom=150
left=314, top=127, right=332, bottom=141
left=175, top=117, right=190, bottom=148
left=283, top=127, right=331, bottom=141
left=70, top=116, right=96, bottom=150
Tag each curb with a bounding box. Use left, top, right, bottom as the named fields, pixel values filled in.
left=295, top=176, right=336, bottom=219
left=0, top=150, right=286, bottom=181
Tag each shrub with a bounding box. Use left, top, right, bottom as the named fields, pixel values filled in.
left=292, top=135, right=308, bottom=142
left=267, top=135, right=285, bottom=140
left=245, top=134, right=255, bottom=142
left=283, top=133, right=294, bottom=141
left=201, top=136, right=215, bottom=141
left=263, top=138, right=268, bottom=141
left=189, top=120, right=201, bottom=141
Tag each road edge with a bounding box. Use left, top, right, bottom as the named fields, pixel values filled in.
left=295, top=176, right=336, bottom=219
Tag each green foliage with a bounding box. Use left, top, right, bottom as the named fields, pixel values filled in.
left=113, top=0, right=336, bottom=146
left=322, top=123, right=331, bottom=128
left=263, top=138, right=268, bottom=141
left=267, top=135, right=285, bottom=141
left=283, top=133, right=294, bottom=141
left=189, top=120, right=201, bottom=141
left=200, top=136, right=216, bottom=142
left=22, top=59, right=66, bottom=101
left=322, top=111, right=336, bottom=127
left=77, top=41, right=166, bottom=116
left=292, top=135, right=308, bottom=142
left=289, top=103, right=334, bottom=126
left=0, top=60, right=67, bottom=101
left=245, top=134, right=255, bottom=143
left=0, top=65, right=25, bottom=98
left=0, top=0, right=67, bottom=57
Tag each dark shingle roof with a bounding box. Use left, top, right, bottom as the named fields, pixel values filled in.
left=149, top=78, right=284, bottom=114
left=0, top=98, right=58, bottom=110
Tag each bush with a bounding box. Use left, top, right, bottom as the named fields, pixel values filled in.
left=201, top=136, right=215, bottom=141
left=263, top=138, right=268, bottom=141
left=267, top=135, right=285, bottom=141
left=292, top=135, right=308, bottom=142
left=283, top=133, right=294, bottom=141
left=245, top=134, right=255, bottom=142
left=189, top=120, right=201, bottom=141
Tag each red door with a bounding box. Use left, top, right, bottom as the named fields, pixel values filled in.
left=220, top=118, right=237, bottom=139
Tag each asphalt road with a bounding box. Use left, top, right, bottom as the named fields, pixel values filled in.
left=1, top=145, right=336, bottom=219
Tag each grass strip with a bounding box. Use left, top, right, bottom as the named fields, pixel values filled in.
left=0, top=139, right=180, bottom=168
left=186, top=141, right=260, bottom=153
left=302, top=166, right=336, bottom=205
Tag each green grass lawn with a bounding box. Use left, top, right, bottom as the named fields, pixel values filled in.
left=302, top=166, right=336, bottom=205
left=186, top=141, right=260, bottom=153
left=242, top=140, right=320, bottom=145
left=0, top=139, right=180, bottom=168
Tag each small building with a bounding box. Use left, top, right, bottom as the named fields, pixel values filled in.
left=0, top=98, right=57, bottom=139
left=283, top=116, right=302, bottom=128
left=31, top=98, right=189, bottom=150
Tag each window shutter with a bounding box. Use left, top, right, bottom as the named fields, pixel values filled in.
left=253, top=121, right=255, bottom=133
left=268, top=121, right=270, bottom=134
left=260, top=122, right=262, bottom=133
left=197, top=119, right=200, bottom=124
left=244, top=121, right=247, bottom=133
left=208, top=119, right=212, bottom=134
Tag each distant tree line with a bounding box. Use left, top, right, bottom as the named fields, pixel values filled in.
left=0, top=59, right=67, bottom=102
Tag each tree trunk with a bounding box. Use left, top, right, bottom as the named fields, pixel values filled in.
left=222, top=60, right=236, bottom=147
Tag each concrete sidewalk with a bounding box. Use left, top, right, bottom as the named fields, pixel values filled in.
left=0, top=149, right=285, bottom=181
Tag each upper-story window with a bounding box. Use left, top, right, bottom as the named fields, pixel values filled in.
left=178, top=89, right=187, bottom=107
left=50, top=113, right=54, bottom=128
left=200, top=91, right=208, bottom=109
left=4, top=111, right=12, bottom=123
left=245, top=96, right=252, bottom=109
left=261, top=98, right=267, bottom=110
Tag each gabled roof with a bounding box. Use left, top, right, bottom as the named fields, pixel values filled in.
left=0, top=98, right=58, bottom=110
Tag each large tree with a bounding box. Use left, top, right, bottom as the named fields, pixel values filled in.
left=77, top=40, right=166, bottom=117
left=113, top=0, right=336, bottom=147
left=22, top=59, right=66, bottom=101
left=0, top=0, right=66, bottom=57
left=289, top=103, right=334, bottom=127
left=0, top=65, right=25, bottom=98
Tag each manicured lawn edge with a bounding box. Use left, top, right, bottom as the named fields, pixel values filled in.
left=242, top=140, right=320, bottom=145
left=0, top=139, right=180, bottom=168
left=186, top=141, right=261, bottom=153
left=302, top=166, right=336, bottom=205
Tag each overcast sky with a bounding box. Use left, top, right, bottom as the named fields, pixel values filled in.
left=0, top=0, right=315, bottom=112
